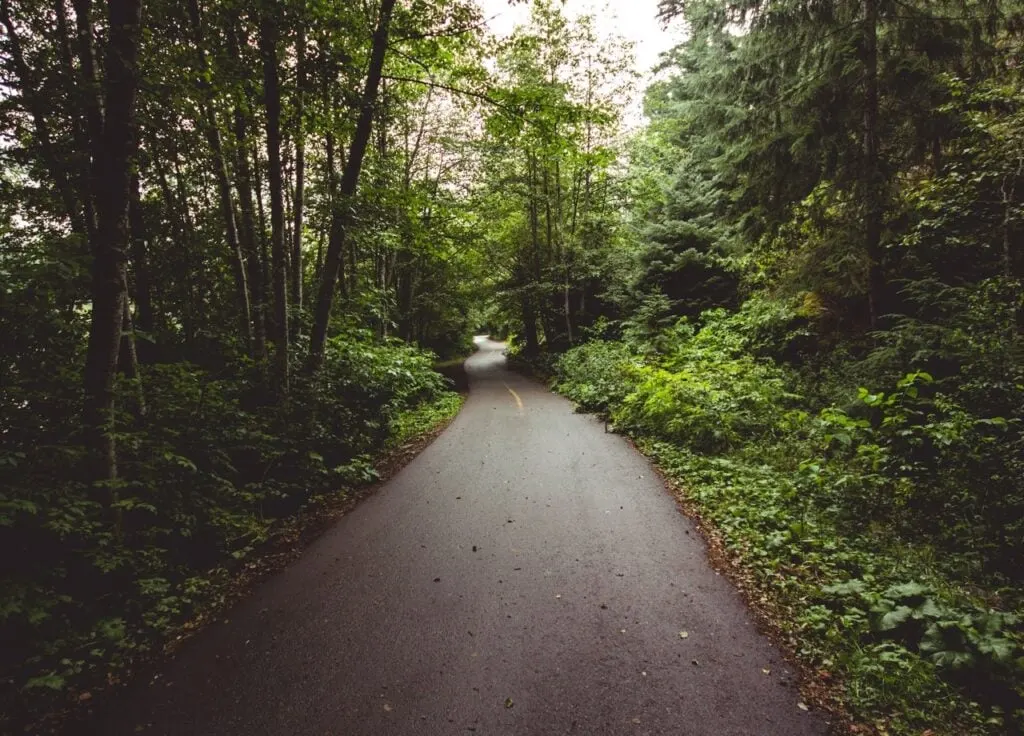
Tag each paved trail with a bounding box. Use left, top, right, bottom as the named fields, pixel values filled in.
left=89, top=337, right=827, bottom=736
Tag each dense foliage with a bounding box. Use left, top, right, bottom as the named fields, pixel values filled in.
left=4, top=0, right=1024, bottom=731
left=1, top=331, right=453, bottom=717
left=0, top=0, right=477, bottom=726
left=532, top=0, right=1024, bottom=732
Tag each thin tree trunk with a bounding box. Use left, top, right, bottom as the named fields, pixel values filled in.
left=231, top=114, right=268, bottom=360
left=260, top=6, right=289, bottom=392
left=187, top=0, right=253, bottom=352
left=1001, top=157, right=1022, bottom=282
left=524, top=156, right=542, bottom=355
left=224, top=16, right=268, bottom=360
left=128, top=171, right=155, bottom=361
left=117, top=286, right=146, bottom=417
left=83, top=0, right=142, bottom=494
left=291, top=19, right=306, bottom=339
left=253, top=140, right=273, bottom=336
left=152, top=150, right=196, bottom=344
left=172, top=152, right=206, bottom=337
left=307, top=0, right=396, bottom=373
left=70, top=0, right=104, bottom=162
left=323, top=127, right=343, bottom=296
left=555, top=159, right=572, bottom=345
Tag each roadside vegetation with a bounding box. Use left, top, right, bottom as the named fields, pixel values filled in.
left=1, top=0, right=479, bottom=726
left=500, top=1, right=1024, bottom=732
left=2, top=0, right=1022, bottom=732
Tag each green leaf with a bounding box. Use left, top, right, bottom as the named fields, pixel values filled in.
left=912, top=598, right=944, bottom=620
left=930, top=649, right=975, bottom=670
left=24, top=673, right=65, bottom=691
left=883, top=582, right=930, bottom=601
left=877, top=606, right=913, bottom=631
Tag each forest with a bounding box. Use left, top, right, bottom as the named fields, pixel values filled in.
left=1, top=0, right=1022, bottom=732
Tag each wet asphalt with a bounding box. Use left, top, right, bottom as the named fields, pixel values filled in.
left=87, top=337, right=828, bottom=736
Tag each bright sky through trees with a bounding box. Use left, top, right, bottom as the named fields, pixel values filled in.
left=480, top=0, right=681, bottom=122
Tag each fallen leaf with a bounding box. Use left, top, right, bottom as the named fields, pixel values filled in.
left=678, top=631, right=689, bottom=639
left=504, top=697, right=514, bottom=709
left=762, top=669, right=771, bottom=675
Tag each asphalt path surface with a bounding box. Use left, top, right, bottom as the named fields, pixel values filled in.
left=88, top=337, right=827, bottom=736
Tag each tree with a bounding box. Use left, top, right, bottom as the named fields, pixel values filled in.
left=259, top=0, right=289, bottom=391
left=477, top=0, right=632, bottom=352
left=81, top=0, right=145, bottom=486
left=306, top=0, right=396, bottom=373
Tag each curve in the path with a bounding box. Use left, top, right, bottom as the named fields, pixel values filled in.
left=84, top=337, right=827, bottom=736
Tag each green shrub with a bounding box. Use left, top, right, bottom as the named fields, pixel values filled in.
left=614, top=353, right=793, bottom=454
left=552, top=291, right=1024, bottom=733
left=805, top=371, right=1022, bottom=576
left=0, top=329, right=456, bottom=722
left=555, top=340, right=640, bottom=413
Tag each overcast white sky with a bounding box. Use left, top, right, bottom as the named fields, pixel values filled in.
left=478, top=0, right=683, bottom=121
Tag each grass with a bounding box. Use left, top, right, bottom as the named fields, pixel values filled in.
left=388, top=391, right=464, bottom=448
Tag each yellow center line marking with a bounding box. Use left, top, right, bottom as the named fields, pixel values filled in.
left=503, top=383, right=524, bottom=413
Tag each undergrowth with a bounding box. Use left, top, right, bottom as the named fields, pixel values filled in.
left=554, top=295, right=1024, bottom=735
left=0, top=331, right=462, bottom=730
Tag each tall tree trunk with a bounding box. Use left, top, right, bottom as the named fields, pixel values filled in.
left=519, top=264, right=539, bottom=356
left=208, top=118, right=253, bottom=352
left=82, top=0, right=142, bottom=493
left=291, top=20, right=306, bottom=339
left=253, top=140, right=273, bottom=338
left=323, top=126, right=343, bottom=296
left=234, top=109, right=269, bottom=360
left=173, top=152, right=208, bottom=340
left=153, top=150, right=196, bottom=344
left=224, top=16, right=268, bottom=360
left=863, top=0, right=883, bottom=327
left=525, top=156, right=542, bottom=355
left=117, top=285, right=145, bottom=417
left=555, top=159, right=572, bottom=345
left=307, top=0, right=396, bottom=374
left=260, top=5, right=289, bottom=392
left=128, top=171, right=155, bottom=362
left=230, top=119, right=268, bottom=360
left=70, top=0, right=104, bottom=162
left=187, top=0, right=253, bottom=353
